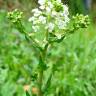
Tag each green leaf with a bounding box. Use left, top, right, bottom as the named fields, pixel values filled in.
left=43, top=72, right=53, bottom=93
left=26, top=91, right=30, bottom=96
left=38, top=55, right=48, bottom=71
left=49, top=33, right=66, bottom=43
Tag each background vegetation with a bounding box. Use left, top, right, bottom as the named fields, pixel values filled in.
left=0, top=0, right=96, bottom=96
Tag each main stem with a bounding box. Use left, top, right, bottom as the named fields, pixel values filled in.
left=38, top=68, right=44, bottom=96
left=38, top=50, right=48, bottom=96
left=38, top=30, right=49, bottom=96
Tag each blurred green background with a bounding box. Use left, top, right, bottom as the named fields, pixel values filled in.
left=0, top=0, right=96, bottom=96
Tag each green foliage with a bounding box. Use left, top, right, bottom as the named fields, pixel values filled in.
left=69, top=0, right=85, bottom=14
left=26, top=91, right=30, bottom=96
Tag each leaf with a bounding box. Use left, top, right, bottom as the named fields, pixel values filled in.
left=55, top=35, right=66, bottom=43
left=49, top=32, right=57, bottom=38
left=26, top=91, right=30, bottom=96
left=49, top=34, right=66, bottom=43
left=43, top=72, right=53, bottom=93
left=38, top=55, right=48, bottom=71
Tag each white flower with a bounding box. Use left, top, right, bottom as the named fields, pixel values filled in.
left=63, top=5, right=69, bottom=15
left=46, top=7, right=51, bottom=13
left=64, top=15, right=70, bottom=23
left=38, top=0, right=46, bottom=5
left=32, top=8, right=39, bottom=13
left=52, top=11, right=57, bottom=16
left=29, top=0, right=70, bottom=33
left=57, top=0, right=62, bottom=3
left=46, top=23, right=55, bottom=32
left=28, top=17, right=35, bottom=22
left=32, top=8, right=41, bottom=17
left=58, top=20, right=66, bottom=29
left=39, top=16, right=46, bottom=24
left=34, top=12, right=41, bottom=17
left=47, top=1, right=53, bottom=9
left=39, top=5, right=45, bottom=10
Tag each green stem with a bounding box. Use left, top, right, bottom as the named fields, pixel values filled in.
left=38, top=45, right=49, bottom=96
left=38, top=30, right=49, bottom=96
left=38, top=69, right=43, bottom=96
left=46, top=29, right=49, bottom=41
left=15, top=21, right=43, bottom=51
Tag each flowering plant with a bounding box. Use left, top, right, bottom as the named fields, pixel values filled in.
left=7, top=0, right=90, bottom=96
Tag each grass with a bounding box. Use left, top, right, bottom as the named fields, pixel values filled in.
left=0, top=10, right=96, bottom=96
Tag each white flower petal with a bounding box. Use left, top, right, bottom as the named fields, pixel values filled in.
left=38, top=0, right=46, bottom=5
left=52, top=11, right=57, bottom=16
left=58, top=20, right=66, bottom=29
left=28, top=17, right=35, bottom=22
left=39, top=16, right=46, bottom=24
left=47, top=23, right=55, bottom=32
left=46, top=7, right=51, bottom=13
left=39, top=5, right=45, bottom=10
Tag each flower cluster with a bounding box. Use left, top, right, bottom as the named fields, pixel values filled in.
left=29, top=0, right=70, bottom=32
left=7, top=9, right=23, bottom=23
left=73, top=14, right=90, bottom=29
